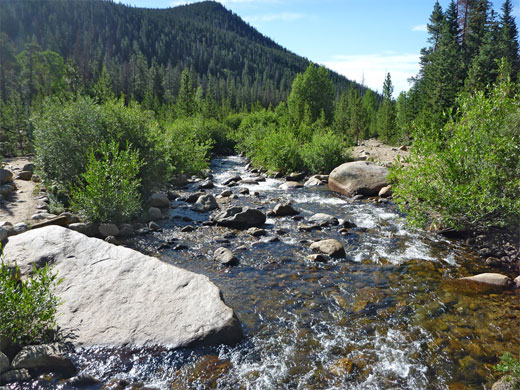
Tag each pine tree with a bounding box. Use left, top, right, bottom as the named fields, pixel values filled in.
left=176, top=66, right=196, bottom=117
left=498, top=0, right=520, bottom=78
left=376, top=73, right=396, bottom=144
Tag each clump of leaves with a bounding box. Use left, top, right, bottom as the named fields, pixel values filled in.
left=495, top=352, right=520, bottom=379
left=70, top=140, right=143, bottom=224
left=0, top=260, right=62, bottom=346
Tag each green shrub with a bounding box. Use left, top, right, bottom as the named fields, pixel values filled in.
left=70, top=141, right=142, bottom=223
left=33, top=97, right=168, bottom=193
left=301, top=130, right=349, bottom=173
left=254, top=127, right=303, bottom=172
left=391, top=77, right=520, bottom=231
left=495, top=352, right=520, bottom=379
left=233, top=109, right=280, bottom=157
left=0, top=260, right=62, bottom=346
left=164, top=119, right=213, bottom=176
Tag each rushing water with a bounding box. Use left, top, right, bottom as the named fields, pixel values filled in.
left=26, top=156, right=520, bottom=390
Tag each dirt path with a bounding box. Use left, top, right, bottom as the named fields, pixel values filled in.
left=0, top=157, right=40, bottom=225
left=352, top=139, right=409, bottom=166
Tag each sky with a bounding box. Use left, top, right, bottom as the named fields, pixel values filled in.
left=117, top=0, right=520, bottom=95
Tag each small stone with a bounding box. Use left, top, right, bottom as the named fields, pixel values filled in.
left=238, top=188, right=250, bottom=195
left=0, top=352, right=9, bottom=375
left=247, top=227, right=267, bottom=237
left=514, top=276, right=520, bottom=289
left=280, top=181, right=302, bottom=190
left=186, top=192, right=206, bottom=203
left=459, top=273, right=513, bottom=288
left=310, top=239, right=346, bottom=258
left=0, top=368, right=31, bottom=385
left=167, top=191, right=180, bottom=201
left=181, top=225, right=194, bottom=233
left=213, top=247, right=238, bottom=266
left=118, top=224, right=135, bottom=237
left=104, top=236, right=120, bottom=245
left=147, top=207, right=163, bottom=221
left=16, top=171, right=33, bottom=181
left=0, top=169, right=14, bottom=185
left=149, top=192, right=170, bottom=208
left=378, top=185, right=392, bottom=198
left=98, top=223, right=119, bottom=238
left=22, top=163, right=35, bottom=172
left=285, top=172, right=305, bottom=181
left=399, top=145, right=408, bottom=151
left=63, top=374, right=101, bottom=387
left=148, top=221, right=161, bottom=231
left=198, top=180, right=214, bottom=190
left=222, top=176, right=241, bottom=186
left=220, top=190, right=233, bottom=197
left=308, top=213, right=338, bottom=226
left=273, top=203, right=299, bottom=217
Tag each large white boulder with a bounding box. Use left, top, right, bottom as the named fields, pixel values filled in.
left=328, top=161, right=389, bottom=197
left=2, top=226, right=242, bottom=349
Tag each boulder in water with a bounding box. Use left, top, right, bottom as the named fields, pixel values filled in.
left=329, top=161, right=389, bottom=197
left=308, top=213, right=338, bottom=226
left=213, top=247, right=238, bottom=266
left=310, top=239, right=346, bottom=258
left=149, top=192, right=170, bottom=208
left=192, top=194, right=218, bottom=212
left=11, top=344, right=76, bottom=378
left=212, top=207, right=266, bottom=230
left=273, top=203, right=299, bottom=217
left=2, top=226, right=243, bottom=348
left=459, top=273, right=513, bottom=288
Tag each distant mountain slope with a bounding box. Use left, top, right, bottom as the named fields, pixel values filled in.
left=0, top=0, right=367, bottom=107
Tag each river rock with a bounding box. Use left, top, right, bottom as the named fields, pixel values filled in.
left=220, top=190, right=233, bottom=198
left=329, top=161, right=389, bottom=197
left=492, top=376, right=520, bottom=390
left=310, top=239, right=346, bottom=258
left=280, top=181, right=302, bottom=190
left=187, top=192, right=206, bottom=204
left=378, top=185, right=392, bottom=198
left=459, top=273, right=513, bottom=288
left=212, top=207, right=266, bottom=229
left=2, top=226, right=243, bottom=348
left=308, top=213, right=338, bottom=226
left=171, top=174, right=189, bottom=187
left=13, top=223, right=28, bottom=234
left=149, top=192, right=170, bottom=208
left=247, top=227, right=267, bottom=237
left=22, top=163, right=35, bottom=172
left=192, top=194, right=218, bottom=212
left=213, top=247, right=238, bottom=266
left=147, top=207, right=163, bottom=221
left=118, top=224, right=135, bottom=237
left=98, top=223, right=119, bottom=238
left=285, top=172, right=305, bottom=181
left=273, top=203, right=299, bottom=217
left=0, top=228, right=7, bottom=242
left=11, top=344, right=76, bottom=377
left=68, top=222, right=98, bottom=237
left=306, top=254, right=328, bottom=263
left=514, top=276, right=520, bottom=288
left=222, top=176, right=241, bottom=186
left=0, top=184, right=15, bottom=197
left=0, top=169, right=13, bottom=185
left=16, top=171, right=33, bottom=181
left=238, top=187, right=250, bottom=195
left=304, top=176, right=325, bottom=187
left=0, top=368, right=31, bottom=385
left=0, top=352, right=8, bottom=375
left=198, top=180, right=214, bottom=190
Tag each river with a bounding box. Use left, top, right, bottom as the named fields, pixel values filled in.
left=66, top=156, right=519, bottom=390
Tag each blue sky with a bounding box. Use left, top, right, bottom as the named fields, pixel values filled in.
left=118, top=0, right=520, bottom=95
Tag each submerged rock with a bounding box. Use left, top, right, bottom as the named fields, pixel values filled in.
left=2, top=226, right=243, bottom=348
left=310, top=239, right=346, bottom=258
left=459, top=273, right=513, bottom=288
left=212, top=207, right=266, bottom=229
left=329, top=161, right=389, bottom=197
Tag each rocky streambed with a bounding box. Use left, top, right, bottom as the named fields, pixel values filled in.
left=3, top=156, right=520, bottom=390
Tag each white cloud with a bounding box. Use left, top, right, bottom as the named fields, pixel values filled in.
left=322, top=53, right=420, bottom=95
left=245, top=12, right=304, bottom=23
left=412, top=24, right=427, bottom=32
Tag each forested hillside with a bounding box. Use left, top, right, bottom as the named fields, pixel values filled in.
left=0, top=0, right=358, bottom=109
